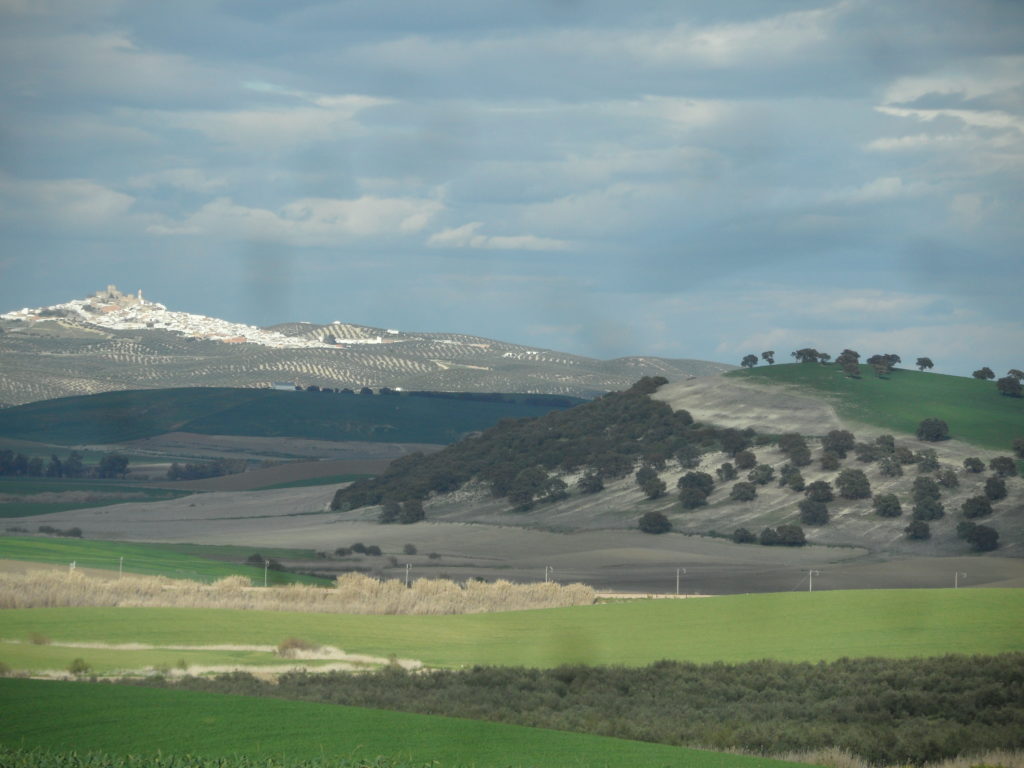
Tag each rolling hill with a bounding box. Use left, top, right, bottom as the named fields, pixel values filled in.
left=0, top=288, right=731, bottom=405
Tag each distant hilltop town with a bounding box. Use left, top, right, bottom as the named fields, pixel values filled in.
left=0, top=285, right=389, bottom=350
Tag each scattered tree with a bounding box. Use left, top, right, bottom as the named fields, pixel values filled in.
left=963, top=457, right=985, bottom=473
left=761, top=351, right=775, bottom=365
left=778, top=464, right=805, bottom=491
left=403, top=544, right=417, bottom=555
left=729, top=482, right=757, bottom=501
left=399, top=499, right=425, bottom=524
left=989, top=456, right=1018, bottom=477
left=904, top=520, right=930, bottom=540
left=741, top=354, right=759, bottom=368
left=1009, top=369, right=1024, bottom=380
left=791, top=348, right=821, bottom=363
left=984, top=476, right=1007, bottom=501
left=972, top=367, right=995, bottom=380
left=679, top=487, right=709, bottom=509
left=805, top=480, right=834, bottom=503
left=639, top=476, right=667, bottom=500
left=678, top=471, right=714, bottom=496
left=915, top=449, right=939, bottom=473
left=379, top=500, right=401, bottom=524
left=716, top=462, right=737, bottom=482
left=912, top=476, right=941, bottom=504
left=820, top=452, right=841, bottom=471
left=873, top=493, right=902, bottom=518
left=878, top=457, right=903, bottom=477
left=577, top=473, right=604, bottom=494
left=732, top=527, right=757, bottom=544
left=822, top=430, right=856, bottom=458
left=799, top=499, right=829, bottom=526
left=913, top=498, right=945, bottom=521
left=916, top=357, right=934, bottom=372
left=836, top=468, right=871, bottom=499
left=961, top=496, right=993, bottom=519
left=96, top=452, right=130, bottom=479
left=996, top=377, right=1022, bottom=397
left=916, top=418, right=950, bottom=442
left=1014, top=438, right=1024, bottom=459
left=638, top=511, right=672, bottom=535
left=965, top=524, right=999, bottom=552
left=747, top=464, right=774, bottom=485
left=936, top=468, right=959, bottom=489
left=734, top=450, right=757, bottom=470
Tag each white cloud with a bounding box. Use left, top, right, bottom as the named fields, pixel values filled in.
left=150, top=195, right=443, bottom=245
left=0, top=174, right=135, bottom=226
left=128, top=168, right=228, bottom=193
left=876, top=105, right=1024, bottom=133
left=427, top=222, right=575, bottom=251
left=881, top=55, right=1024, bottom=105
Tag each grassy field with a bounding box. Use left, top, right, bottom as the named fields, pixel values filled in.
left=254, top=474, right=374, bottom=490
left=730, top=363, right=1024, bottom=450
left=3, top=589, right=1021, bottom=671
left=0, top=388, right=583, bottom=446
left=0, top=478, right=192, bottom=518
left=0, top=678, right=807, bottom=768
left=0, top=536, right=328, bottom=585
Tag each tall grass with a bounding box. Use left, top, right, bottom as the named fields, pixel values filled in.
left=0, top=570, right=595, bottom=614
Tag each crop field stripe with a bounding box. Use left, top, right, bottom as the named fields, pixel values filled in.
left=731, top=364, right=1024, bottom=450
left=2, top=589, right=1021, bottom=668
left=0, top=678, right=806, bottom=768
left=0, top=536, right=328, bottom=585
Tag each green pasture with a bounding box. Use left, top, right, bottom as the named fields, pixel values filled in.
left=0, top=478, right=191, bottom=518
left=3, top=589, right=1021, bottom=671
left=0, top=387, right=583, bottom=446
left=0, top=536, right=328, bottom=585
left=730, top=363, right=1024, bottom=450
left=0, top=678, right=806, bottom=768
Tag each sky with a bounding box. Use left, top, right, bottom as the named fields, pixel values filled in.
left=1, top=0, right=1022, bottom=377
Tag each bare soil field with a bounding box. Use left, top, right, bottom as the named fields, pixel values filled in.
left=125, top=432, right=444, bottom=462
left=7, top=489, right=1024, bottom=593
left=145, top=458, right=393, bottom=492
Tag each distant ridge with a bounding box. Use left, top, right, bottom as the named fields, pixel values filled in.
left=0, top=288, right=733, bottom=404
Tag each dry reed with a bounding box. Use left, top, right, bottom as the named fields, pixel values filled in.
left=0, top=570, right=596, bottom=615
left=763, top=747, right=1024, bottom=768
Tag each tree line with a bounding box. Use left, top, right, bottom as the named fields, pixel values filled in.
left=0, top=450, right=129, bottom=479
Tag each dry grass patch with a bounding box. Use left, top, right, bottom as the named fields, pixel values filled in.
left=0, top=569, right=596, bottom=614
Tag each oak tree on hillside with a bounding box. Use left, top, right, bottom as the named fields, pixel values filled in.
left=1008, top=369, right=1024, bottom=380
left=996, top=376, right=1022, bottom=397
left=916, top=357, right=934, bottom=371
left=961, top=495, right=993, bottom=519
left=638, top=511, right=671, bottom=534
left=905, top=520, right=930, bottom=540
left=730, top=482, right=757, bottom=501
left=805, top=480, right=834, bottom=503
left=741, top=354, right=758, bottom=368
left=799, top=499, right=829, bottom=526
left=791, top=348, right=821, bottom=363
left=989, top=456, right=1018, bottom=477
left=836, top=468, right=871, bottom=499
left=761, top=351, right=775, bottom=365
left=822, top=429, right=856, bottom=458
left=916, top=418, right=950, bottom=442
left=963, top=457, right=985, bottom=473
left=972, top=367, right=995, bottom=380
left=873, top=493, right=902, bottom=518
left=984, top=476, right=1007, bottom=501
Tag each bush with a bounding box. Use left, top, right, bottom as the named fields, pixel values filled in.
left=878, top=457, right=903, bottom=477
left=427, top=552, right=442, bottom=559
left=638, top=511, right=672, bottom=534
left=399, top=499, right=425, bottom=524
left=577, top=473, right=604, bottom=494
left=729, top=482, right=757, bottom=502
left=276, top=637, right=320, bottom=658
left=29, top=632, right=50, bottom=645
left=916, top=418, right=950, bottom=442
left=67, top=657, right=91, bottom=676
left=819, top=451, right=841, bottom=470
left=403, top=544, right=417, bottom=556
left=364, top=545, right=382, bottom=556
left=936, top=468, right=959, bottom=489
left=732, top=527, right=757, bottom=544
left=379, top=500, right=401, bottom=524
left=912, top=476, right=941, bottom=504
left=873, top=493, right=902, bottom=518
left=678, top=471, right=714, bottom=495
left=904, top=520, right=930, bottom=540
left=966, top=524, right=999, bottom=552
left=351, top=543, right=367, bottom=554
left=334, top=547, right=352, bottom=557
left=822, top=429, right=855, bottom=458
left=798, top=499, right=829, bottom=526
left=760, top=525, right=806, bottom=547
left=915, top=449, right=939, bottom=473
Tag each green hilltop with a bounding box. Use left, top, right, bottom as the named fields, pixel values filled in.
left=0, top=387, right=584, bottom=446
left=729, top=363, right=1023, bottom=450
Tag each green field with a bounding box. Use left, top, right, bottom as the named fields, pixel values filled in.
left=3, top=590, right=1021, bottom=671
left=730, top=363, right=1024, bottom=450
left=0, top=478, right=191, bottom=518
left=0, top=536, right=328, bottom=585
left=0, top=678, right=807, bottom=768
left=254, top=474, right=374, bottom=490
left=0, top=388, right=583, bottom=446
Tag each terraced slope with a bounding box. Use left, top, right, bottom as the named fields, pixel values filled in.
left=0, top=318, right=731, bottom=405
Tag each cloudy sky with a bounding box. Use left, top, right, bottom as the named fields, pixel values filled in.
left=1, top=0, right=1022, bottom=376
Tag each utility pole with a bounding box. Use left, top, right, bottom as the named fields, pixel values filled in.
left=808, top=569, right=821, bottom=592
left=676, top=568, right=686, bottom=595
left=405, top=563, right=411, bottom=588
left=119, top=556, right=123, bottom=578
left=264, top=559, right=269, bottom=588
left=545, top=565, right=553, bottom=583
left=955, top=571, right=966, bottom=589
